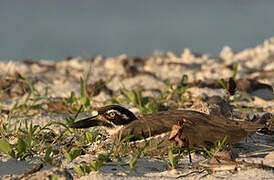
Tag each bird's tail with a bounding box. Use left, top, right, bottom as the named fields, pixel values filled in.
left=235, top=120, right=265, bottom=133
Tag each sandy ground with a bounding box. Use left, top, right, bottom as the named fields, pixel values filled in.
left=0, top=38, right=274, bottom=179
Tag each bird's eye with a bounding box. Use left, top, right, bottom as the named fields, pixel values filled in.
left=109, top=112, right=116, bottom=118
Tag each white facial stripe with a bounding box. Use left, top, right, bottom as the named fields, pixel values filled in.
left=106, top=109, right=129, bottom=120
left=107, top=109, right=121, bottom=115
left=121, top=114, right=129, bottom=120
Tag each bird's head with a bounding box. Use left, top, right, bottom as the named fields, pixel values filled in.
left=70, top=105, right=138, bottom=130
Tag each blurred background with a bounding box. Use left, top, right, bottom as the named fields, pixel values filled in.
left=0, top=0, right=274, bottom=61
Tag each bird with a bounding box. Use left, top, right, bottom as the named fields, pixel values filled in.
left=69, top=105, right=265, bottom=150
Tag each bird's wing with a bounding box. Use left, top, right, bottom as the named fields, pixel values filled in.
left=182, top=115, right=248, bottom=146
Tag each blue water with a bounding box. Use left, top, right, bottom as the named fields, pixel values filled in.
left=0, top=0, right=274, bottom=60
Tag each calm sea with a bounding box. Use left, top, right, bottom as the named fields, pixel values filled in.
left=0, top=0, right=274, bottom=60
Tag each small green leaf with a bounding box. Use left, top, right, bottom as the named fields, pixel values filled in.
left=50, top=174, right=59, bottom=180
left=68, top=91, right=76, bottom=104
left=62, top=148, right=72, bottom=162
left=181, top=74, right=188, bottom=84
left=16, top=138, right=26, bottom=153
left=145, top=101, right=156, bottom=114
left=119, top=134, right=135, bottom=145
left=89, top=159, right=101, bottom=171
left=0, top=138, right=11, bottom=155
left=73, top=166, right=84, bottom=176
left=233, top=63, right=239, bottom=80
left=168, top=149, right=174, bottom=169
left=97, top=153, right=110, bottom=162
left=81, top=164, right=91, bottom=173
left=70, top=147, right=81, bottom=161
left=217, top=79, right=227, bottom=89
left=85, top=65, right=92, bottom=86
left=80, top=77, right=85, bottom=98
left=85, top=131, right=93, bottom=143
left=129, top=141, right=149, bottom=171
left=129, top=156, right=138, bottom=170
left=89, top=159, right=97, bottom=170
left=45, top=146, right=53, bottom=164
left=80, top=96, right=87, bottom=106
left=10, top=150, right=16, bottom=158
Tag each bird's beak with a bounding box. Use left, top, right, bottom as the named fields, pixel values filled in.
left=70, top=114, right=112, bottom=128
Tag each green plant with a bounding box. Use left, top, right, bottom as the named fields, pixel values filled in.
left=0, top=138, right=11, bottom=155
left=79, top=66, right=93, bottom=110
left=145, top=139, right=165, bottom=154
left=232, top=93, right=253, bottom=103
left=201, top=136, right=229, bottom=158
left=121, top=88, right=157, bottom=114
left=0, top=126, right=36, bottom=159
left=64, top=75, right=93, bottom=114
left=6, top=103, right=18, bottom=133
left=73, top=163, right=91, bottom=176
left=90, top=153, right=110, bottom=170
left=168, top=149, right=180, bottom=169
left=217, top=78, right=227, bottom=90
left=162, top=147, right=183, bottom=170
left=65, top=91, right=81, bottom=113
left=113, top=131, right=135, bottom=160
left=10, top=121, right=43, bottom=160
left=0, top=76, right=51, bottom=143
left=49, top=174, right=59, bottom=180
left=0, top=120, right=67, bottom=161
left=80, top=77, right=90, bottom=109
left=66, top=126, right=102, bottom=148
left=18, top=75, right=39, bottom=104
left=162, top=81, right=188, bottom=101
left=73, top=153, right=110, bottom=176
left=62, top=147, right=82, bottom=162
left=112, top=75, right=190, bottom=114
left=129, top=140, right=150, bottom=171
left=17, top=76, right=47, bottom=114
left=44, top=146, right=53, bottom=165
left=84, top=129, right=100, bottom=144
left=218, top=79, right=253, bottom=104
left=161, top=74, right=190, bottom=106
left=217, top=63, right=239, bottom=102
left=232, top=63, right=239, bottom=80
left=0, top=73, right=101, bottom=165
